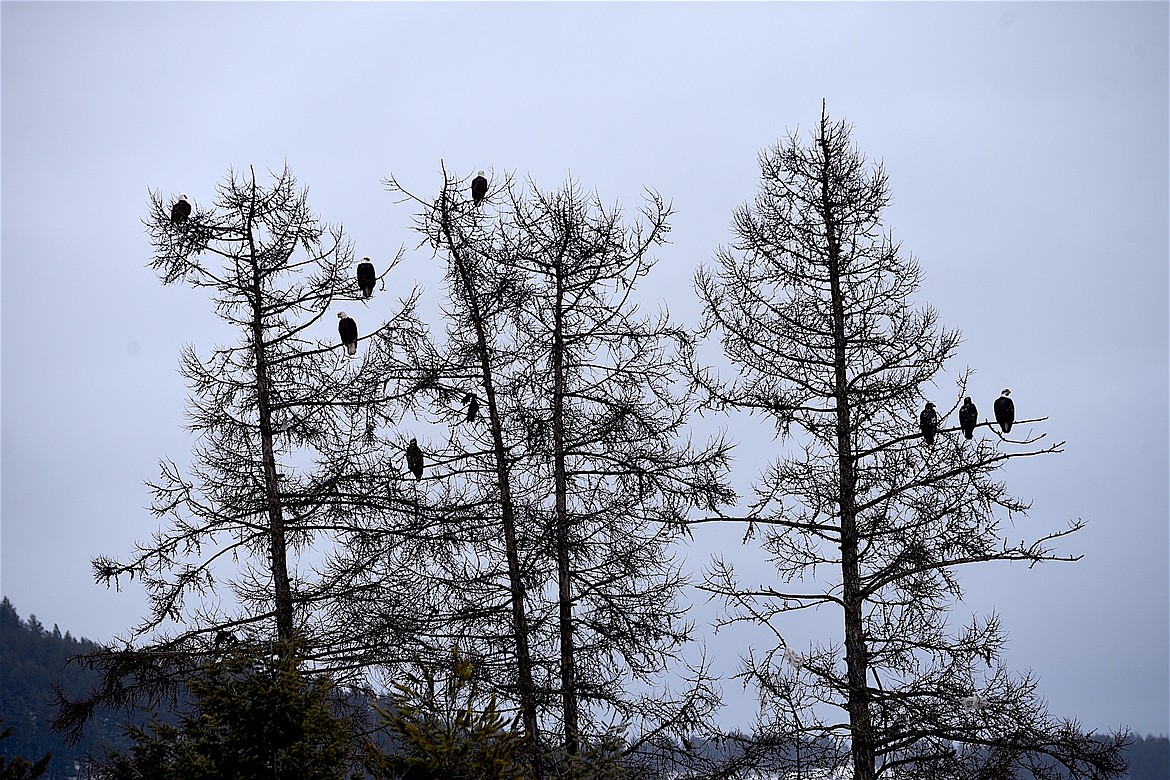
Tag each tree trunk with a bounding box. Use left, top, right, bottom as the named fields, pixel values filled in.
left=440, top=189, right=542, bottom=776
left=819, top=118, right=876, bottom=780
left=552, top=255, right=579, bottom=756
left=245, top=172, right=295, bottom=642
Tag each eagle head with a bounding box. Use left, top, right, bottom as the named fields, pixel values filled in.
left=338, top=311, right=347, bottom=319
left=1001, top=388, right=1011, bottom=396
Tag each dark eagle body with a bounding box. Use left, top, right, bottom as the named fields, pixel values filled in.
left=171, top=194, right=192, bottom=224
left=471, top=171, right=488, bottom=206
left=959, top=397, right=978, bottom=440
left=406, top=438, right=423, bottom=480
left=994, top=389, right=1015, bottom=433
left=356, top=257, right=375, bottom=298
left=338, top=312, right=358, bottom=355
left=919, top=402, right=939, bottom=446
left=463, top=392, right=479, bottom=422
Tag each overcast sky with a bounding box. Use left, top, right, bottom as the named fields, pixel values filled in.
left=2, top=1, right=1166, bottom=738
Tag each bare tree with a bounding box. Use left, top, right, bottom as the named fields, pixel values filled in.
left=690, top=107, right=1128, bottom=780
left=56, top=165, right=424, bottom=737
left=378, top=168, right=734, bottom=773
left=372, top=165, right=547, bottom=771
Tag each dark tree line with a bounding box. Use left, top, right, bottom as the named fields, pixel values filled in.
left=53, top=109, right=1129, bottom=780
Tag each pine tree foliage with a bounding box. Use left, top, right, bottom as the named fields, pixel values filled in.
left=690, top=106, right=1129, bottom=780
left=364, top=648, right=529, bottom=780
left=92, top=641, right=362, bottom=780
left=0, top=721, right=51, bottom=780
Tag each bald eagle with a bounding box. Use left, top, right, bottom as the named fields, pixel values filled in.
left=919, top=402, right=939, bottom=445
left=356, top=257, right=375, bottom=299
left=994, top=389, right=1014, bottom=433
left=471, top=171, right=488, bottom=206
left=338, top=312, right=358, bottom=355
left=406, top=438, right=423, bottom=480
left=462, top=392, right=479, bottom=423
left=171, top=194, right=192, bottom=224
left=959, top=397, right=978, bottom=440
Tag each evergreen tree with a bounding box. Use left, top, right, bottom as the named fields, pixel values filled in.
left=364, top=648, right=528, bottom=780
left=92, top=641, right=362, bottom=780
left=1, top=598, right=134, bottom=777
left=0, top=720, right=51, bottom=780
left=692, top=105, right=1128, bottom=780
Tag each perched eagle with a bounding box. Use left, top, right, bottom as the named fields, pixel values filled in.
left=462, top=392, right=479, bottom=423
left=171, top=194, right=192, bottom=224
left=356, top=257, right=375, bottom=299
left=471, top=171, right=488, bottom=206
left=406, top=438, right=424, bottom=480
left=994, top=389, right=1014, bottom=433
left=337, top=312, right=358, bottom=355
left=919, top=402, right=939, bottom=446
left=959, top=397, right=978, bottom=440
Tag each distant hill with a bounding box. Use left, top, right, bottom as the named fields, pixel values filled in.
left=1124, top=733, right=1170, bottom=780
left=0, top=597, right=157, bottom=780
left=0, top=596, right=1165, bottom=779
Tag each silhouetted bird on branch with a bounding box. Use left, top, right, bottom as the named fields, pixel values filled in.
left=919, top=402, right=938, bottom=446
left=171, top=194, right=192, bottom=224
left=471, top=171, right=488, bottom=207
left=959, top=397, right=978, bottom=440
left=994, top=389, right=1015, bottom=433
left=356, top=257, right=375, bottom=299
left=406, top=438, right=424, bottom=480
left=338, top=312, right=358, bottom=356
left=462, top=392, right=479, bottom=423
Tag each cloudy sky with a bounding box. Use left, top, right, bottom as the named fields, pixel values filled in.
left=2, top=1, right=1166, bottom=738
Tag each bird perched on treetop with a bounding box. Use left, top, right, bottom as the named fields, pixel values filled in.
left=356, top=257, right=375, bottom=299
left=471, top=171, right=488, bottom=207
left=959, top=397, right=978, bottom=440
left=994, top=389, right=1015, bottom=433
left=406, top=438, right=423, bottom=480
left=171, top=194, right=192, bottom=224
left=919, top=402, right=939, bottom=446
left=337, top=312, right=358, bottom=356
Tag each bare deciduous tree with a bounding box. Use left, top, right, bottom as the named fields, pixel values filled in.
left=377, top=168, right=734, bottom=774
left=691, top=107, right=1129, bottom=780
left=56, top=166, right=424, bottom=738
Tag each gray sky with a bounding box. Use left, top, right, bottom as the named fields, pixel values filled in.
left=2, top=1, right=1166, bottom=738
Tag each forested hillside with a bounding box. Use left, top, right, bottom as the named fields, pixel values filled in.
left=0, top=596, right=1166, bottom=778
left=0, top=597, right=157, bottom=779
